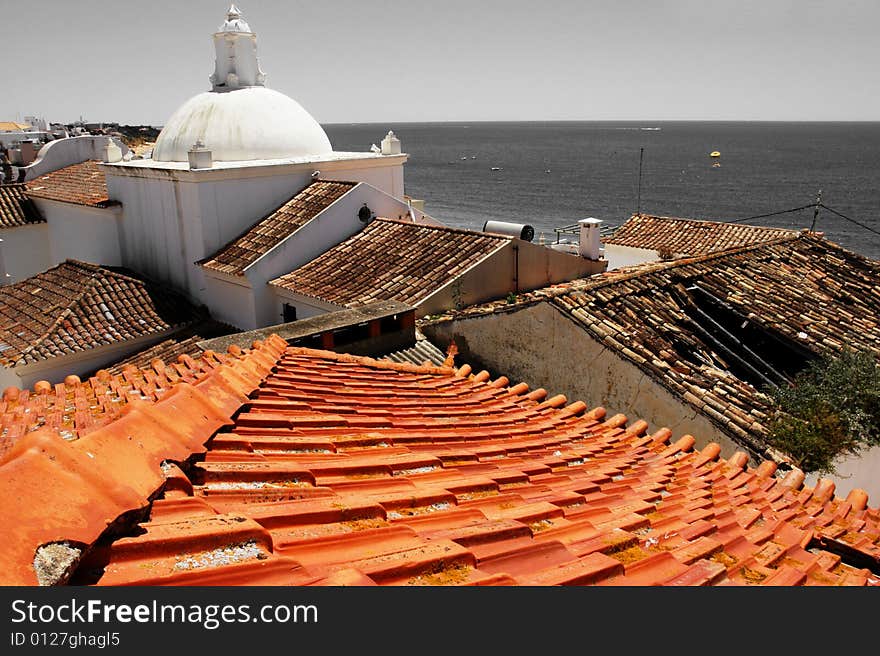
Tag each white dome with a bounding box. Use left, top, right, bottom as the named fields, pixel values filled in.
left=152, top=87, right=333, bottom=162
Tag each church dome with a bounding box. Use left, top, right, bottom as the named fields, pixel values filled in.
left=151, top=87, right=332, bottom=162
left=151, top=5, right=332, bottom=163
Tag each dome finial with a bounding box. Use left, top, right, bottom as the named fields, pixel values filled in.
left=219, top=4, right=251, bottom=33
left=211, top=4, right=265, bottom=90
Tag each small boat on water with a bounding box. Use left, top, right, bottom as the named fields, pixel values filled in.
left=491, top=167, right=503, bottom=171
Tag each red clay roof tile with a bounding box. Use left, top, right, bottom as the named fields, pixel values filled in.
left=270, top=218, right=509, bottom=307
left=0, top=183, right=44, bottom=227
left=0, top=260, right=206, bottom=369
left=25, top=160, right=115, bottom=207
left=0, top=334, right=878, bottom=586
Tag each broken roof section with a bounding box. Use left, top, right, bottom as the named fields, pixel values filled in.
left=0, top=335, right=877, bottom=586
left=25, top=160, right=116, bottom=207
left=199, top=180, right=358, bottom=275
left=270, top=218, right=509, bottom=307
left=605, top=213, right=799, bottom=257
left=0, top=260, right=206, bottom=367
left=0, top=183, right=44, bottom=228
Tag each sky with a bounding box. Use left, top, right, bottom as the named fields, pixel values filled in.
left=2, top=0, right=878, bottom=126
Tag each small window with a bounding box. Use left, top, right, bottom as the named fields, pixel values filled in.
left=282, top=303, right=297, bottom=323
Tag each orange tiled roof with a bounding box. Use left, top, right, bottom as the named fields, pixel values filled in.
left=1, top=335, right=877, bottom=586
left=270, top=218, right=509, bottom=307
left=604, top=213, right=798, bottom=256
left=105, top=320, right=236, bottom=375
left=0, top=260, right=206, bottom=368
left=25, top=160, right=116, bottom=207
left=0, top=183, right=44, bottom=228
left=200, top=180, right=358, bottom=275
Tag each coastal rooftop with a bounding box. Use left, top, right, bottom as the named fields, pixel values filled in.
left=604, top=213, right=800, bottom=257
left=0, top=335, right=877, bottom=586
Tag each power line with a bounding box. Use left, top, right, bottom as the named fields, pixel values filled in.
left=730, top=204, right=816, bottom=223
left=819, top=203, right=880, bottom=238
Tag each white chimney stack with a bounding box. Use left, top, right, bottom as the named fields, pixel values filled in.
left=578, top=218, right=602, bottom=260
left=381, top=130, right=401, bottom=155
left=187, top=140, right=213, bottom=169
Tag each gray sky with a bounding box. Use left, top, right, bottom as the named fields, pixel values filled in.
left=3, top=0, right=878, bottom=125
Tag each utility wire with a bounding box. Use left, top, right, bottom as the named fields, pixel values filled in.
left=729, top=204, right=816, bottom=223
left=818, top=203, right=880, bottom=238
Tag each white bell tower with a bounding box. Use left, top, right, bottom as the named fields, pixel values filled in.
left=209, top=5, right=267, bottom=91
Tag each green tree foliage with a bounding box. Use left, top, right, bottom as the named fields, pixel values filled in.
left=764, top=349, right=880, bottom=474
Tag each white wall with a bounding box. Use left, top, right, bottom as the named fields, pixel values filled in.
left=19, top=136, right=130, bottom=181
left=0, top=224, right=51, bottom=284
left=34, top=198, right=122, bottom=267
left=271, top=288, right=343, bottom=322
left=603, top=243, right=660, bottom=270
left=200, top=273, right=258, bottom=330
left=419, top=240, right=606, bottom=318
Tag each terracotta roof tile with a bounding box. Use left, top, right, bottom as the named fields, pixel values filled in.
left=605, top=213, right=798, bottom=256
left=104, top=320, right=236, bottom=375
left=25, top=160, right=116, bottom=207
left=1, top=335, right=877, bottom=586
left=0, top=259, right=206, bottom=368
left=270, top=218, right=509, bottom=307
left=200, top=180, right=358, bottom=275
left=0, top=183, right=44, bottom=227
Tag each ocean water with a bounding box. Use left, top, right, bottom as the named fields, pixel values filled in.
left=325, top=121, right=880, bottom=260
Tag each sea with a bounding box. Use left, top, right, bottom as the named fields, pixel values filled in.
left=325, top=121, right=880, bottom=260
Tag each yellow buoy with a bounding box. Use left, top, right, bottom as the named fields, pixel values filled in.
left=710, top=151, right=721, bottom=158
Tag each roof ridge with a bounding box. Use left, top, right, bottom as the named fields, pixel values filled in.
left=621, top=212, right=801, bottom=233
left=374, top=217, right=511, bottom=240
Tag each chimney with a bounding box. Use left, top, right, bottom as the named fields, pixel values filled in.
left=578, top=218, right=602, bottom=260
left=187, top=140, right=213, bottom=169
left=381, top=130, right=401, bottom=155
left=102, top=137, right=122, bottom=163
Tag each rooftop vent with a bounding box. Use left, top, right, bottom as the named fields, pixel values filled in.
left=483, top=220, right=535, bottom=242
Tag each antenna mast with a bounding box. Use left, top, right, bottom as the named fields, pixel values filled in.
left=636, top=147, right=644, bottom=215
left=810, top=189, right=822, bottom=232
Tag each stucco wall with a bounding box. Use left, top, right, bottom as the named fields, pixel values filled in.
left=420, top=240, right=605, bottom=318
left=602, top=243, right=660, bottom=270
left=36, top=199, right=122, bottom=267
left=201, top=274, right=257, bottom=330
left=0, top=223, right=51, bottom=283
left=19, top=136, right=129, bottom=181
left=423, top=302, right=744, bottom=456
left=804, top=447, right=880, bottom=502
